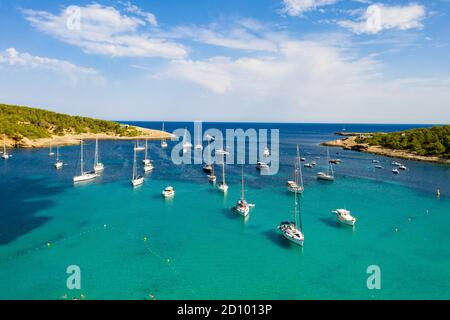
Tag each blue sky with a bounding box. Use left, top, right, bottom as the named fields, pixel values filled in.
left=0, top=0, right=449, bottom=123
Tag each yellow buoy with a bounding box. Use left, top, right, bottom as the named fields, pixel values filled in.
left=437, top=189, right=441, bottom=198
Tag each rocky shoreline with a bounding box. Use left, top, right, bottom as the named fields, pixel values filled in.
left=2, top=127, right=174, bottom=149
left=322, top=136, right=450, bottom=165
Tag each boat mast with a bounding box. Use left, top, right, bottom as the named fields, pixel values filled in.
left=3, top=135, right=6, bottom=154
left=80, top=140, right=84, bottom=175
left=297, top=145, right=304, bottom=189
left=294, top=191, right=303, bottom=231
left=222, top=155, right=226, bottom=185
left=327, top=147, right=333, bottom=177
left=241, top=164, right=245, bottom=200
left=144, top=139, right=148, bottom=161
left=56, top=145, right=59, bottom=161
left=94, top=138, right=99, bottom=166
left=133, top=145, right=137, bottom=180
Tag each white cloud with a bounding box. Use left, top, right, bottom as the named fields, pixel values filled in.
left=120, top=1, right=158, bottom=26
left=156, top=34, right=450, bottom=123
left=166, top=20, right=280, bottom=52
left=0, top=48, right=98, bottom=75
left=22, top=3, right=186, bottom=59
left=282, top=0, right=338, bottom=16
left=338, top=3, right=426, bottom=34
left=163, top=40, right=379, bottom=95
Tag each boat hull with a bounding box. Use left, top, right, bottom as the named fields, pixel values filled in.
left=162, top=191, right=175, bottom=198
left=281, top=232, right=304, bottom=246
left=54, top=161, right=63, bottom=169
left=337, top=218, right=356, bottom=227
left=131, top=177, right=144, bottom=187
left=317, top=173, right=334, bottom=181
left=218, top=184, right=229, bottom=193
left=74, top=173, right=98, bottom=183
left=94, top=164, right=104, bottom=173
left=144, top=165, right=154, bottom=173
left=235, top=206, right=250, bottom=217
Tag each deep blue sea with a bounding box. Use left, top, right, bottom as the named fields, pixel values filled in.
left=0, top=123, right=449, bottom=300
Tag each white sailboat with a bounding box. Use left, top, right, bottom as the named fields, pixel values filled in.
left=161, top=123, right=168, bottom=148
left=93, top=138, right=104, bottom=173
left=131, top=145, right=144, bottom=187
left=49, top=143, right=55, bottom=156
left=162, top=186, right=175, bottom=198
left=195, top=123, right=203, bottom=150
left=208, top=163, right=217, bottom=183
left=73, top=140, right=99, bottom=183
left=134, top=139, right=145, bottom=152
left=332, top=209, right=357, bottom=227
left=203, top=140, right=213, bottom=173
left=218, top=155, right=229, bottom=193
left=182, top=128, right=192, bottom=152
left=143, top=139, right=154, bottom=173
left=287, top=144, right=304, bottom=194
left=278, top=191, right=304, bottom=246
left=2, top=135, right=10, bottom=160
left=234, top=165, right=250, bottom=217
left=54, top=145, right=63, bottom=169
left=256, top=161, right=269, bottom=170
left=317, top=148, right=335, bottom=181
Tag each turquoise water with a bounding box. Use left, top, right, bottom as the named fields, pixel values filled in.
left=0, top=123, right=449, bottom=300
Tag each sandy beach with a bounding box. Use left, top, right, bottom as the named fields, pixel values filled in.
left=322, top=136, right=450, bottom=165
left=3, top=126, right=174, bottom=149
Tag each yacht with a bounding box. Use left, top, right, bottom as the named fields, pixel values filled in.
left=2, top=136, right=9, bottom=160
left=218, top=156, right=229, bottom=193
left=287, top=144, right=304, bottom=194
left=300, top=157, right=306, bottom=162
left=278, top=192, right=304, bottom=247
left=392, top=161, right=402, bottom=166
left=399, top=165, right=407, bottom=171
left=234, top=165, right=250, bottom=217
left=304, top=163, right=313, bottom=168
left=73, top=140, right=99, bottom=183
left=263, top=147, right=270, bottom=157
left=372, top=160, right=380, bottom=164
left=93, top=138, right=104, bottom=173
left=194, top=123, right=203, bottom=150
left=162, top=186, right=175, bottom=198
left=256, top=161, right=269, bottom=170
left=131, top=145, right=144, bottom=187
left=203, top=163, right=213, bottom=173
left=317, top=148, right=334, bottom=181
left=182, top=128, right=193, bottom=152
left=332, top=209, right=357, bottom=227
left=49, top=143, right=55, bottom=157
left=142, top=139, right=154, bottom=173
left=54, top=145, right=63, bottom=169
left=134, top=139, right=145, bottom=152
left=161, top=123, right=168, bottom=148
left=374, top=165, right=384, bottom=169
left=392, top=168, right=400, bottom=175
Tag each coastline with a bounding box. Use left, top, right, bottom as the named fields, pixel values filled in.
left=322, top=136, right=450, bottom=164
left=3, top=126, right=174, bottom=149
